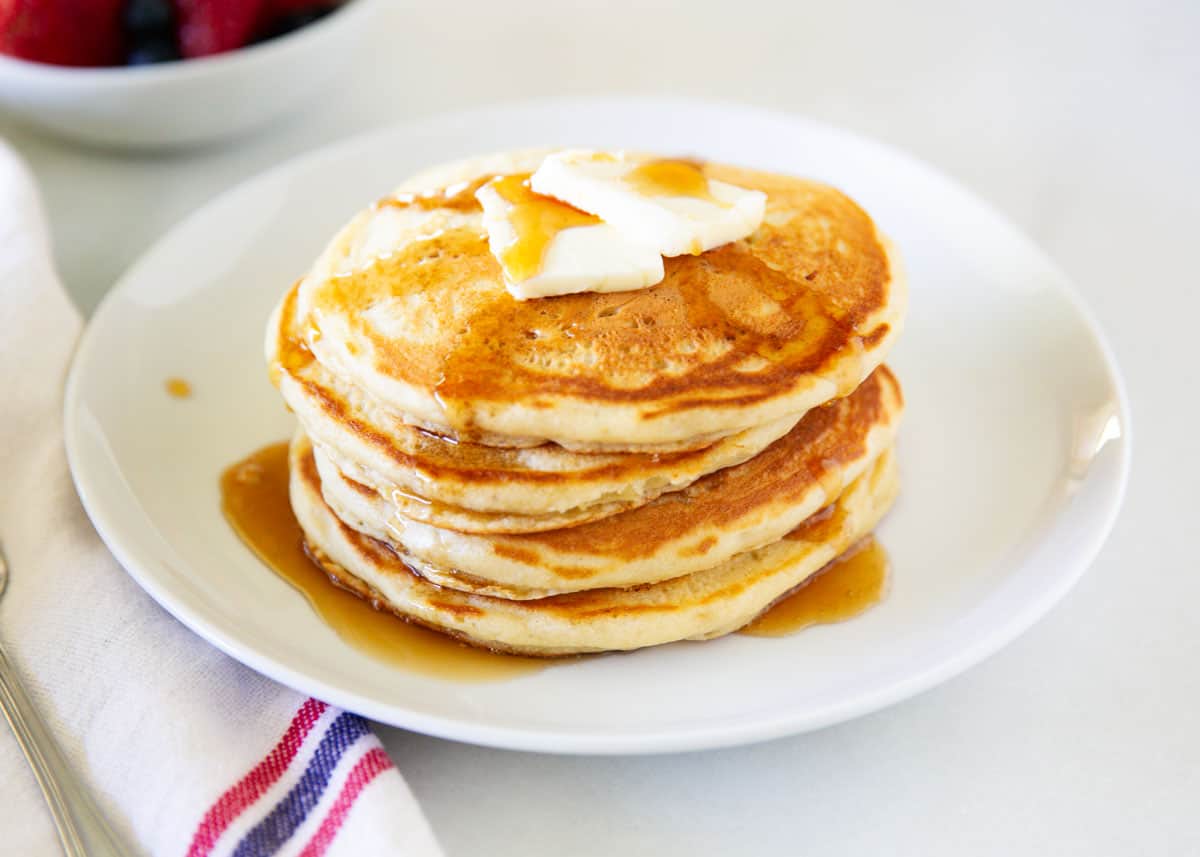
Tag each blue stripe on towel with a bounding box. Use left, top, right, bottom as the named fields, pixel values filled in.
left=230, top=712, right=370, bottom=857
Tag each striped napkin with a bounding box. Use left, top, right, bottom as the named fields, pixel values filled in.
left=0, top=139, right=442, bottom=857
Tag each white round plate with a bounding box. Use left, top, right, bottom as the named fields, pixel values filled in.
left=65, top=97, right=1130, bottom=754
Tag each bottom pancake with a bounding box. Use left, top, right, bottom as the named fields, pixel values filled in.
left=290, top=433, right=899, bottom=656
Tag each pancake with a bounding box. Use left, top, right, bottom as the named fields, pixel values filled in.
left=314, top=366, right=903, bottom=597
left=313, top=440, right=643, bottom=534
left=275, top=149, right=906, bottom=451
left=270, top=291, right=799, bottom=521
left=292, top=433, right=899, bottom=656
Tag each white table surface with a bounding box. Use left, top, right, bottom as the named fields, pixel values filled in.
left=5, top=0, right=1198, bottom=853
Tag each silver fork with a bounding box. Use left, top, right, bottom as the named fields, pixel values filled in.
left=0, top=541, right=135, bottom=856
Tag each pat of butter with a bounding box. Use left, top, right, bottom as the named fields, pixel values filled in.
left=476, top=174, right=664, bottom=300
left=531, top=151, right=766, bottom=257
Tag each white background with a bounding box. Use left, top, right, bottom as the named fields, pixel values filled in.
left=3, top=0, right=1197, bottom=853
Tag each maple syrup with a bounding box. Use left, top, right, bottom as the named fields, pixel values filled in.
left=165, top=377, right=192, bottom=399
left=625, top=159, right=717, bottom=202
left=740, top=537, right=888, bottom=636
left=376, top=177, right=489, bottom=213
left=488, top=173, right=602, bottom=282
left=220, top=442, right=544, bottom=681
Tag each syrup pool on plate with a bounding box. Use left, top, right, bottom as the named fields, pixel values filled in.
left=221, top=443, right=889, bottom=677
left=740, top=537, right=889, bottom=637
left=220, top=442, right=545, bottom=682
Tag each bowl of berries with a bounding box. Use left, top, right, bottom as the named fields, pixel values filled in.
left=0, top=0, right=376, bottom=148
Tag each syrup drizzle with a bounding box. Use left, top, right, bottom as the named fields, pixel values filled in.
left=487, top=173, right=602, bottom=283
left=625, top=158, right=718, bottom=202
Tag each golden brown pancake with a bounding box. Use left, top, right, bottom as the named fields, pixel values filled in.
left=258, top=148, right=909, bottom=657
left=292, top=433, right=900, bottom=656
left=273, top=149, right=906, bottom=451
left=314, top=367, right=903, bottom=597
left=269, top=287, right=800, bottom=523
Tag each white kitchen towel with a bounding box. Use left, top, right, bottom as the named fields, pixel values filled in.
left=0, top=139, right=442, bottom=857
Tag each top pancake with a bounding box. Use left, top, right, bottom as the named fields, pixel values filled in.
left=269, top=281, right=800, bottom=523
left=280, top=149, right=906, bottom=450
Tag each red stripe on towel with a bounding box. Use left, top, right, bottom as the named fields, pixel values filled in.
left=185, top=698, right=329, bottom=857
left=296, top=747, right=393, bottom=857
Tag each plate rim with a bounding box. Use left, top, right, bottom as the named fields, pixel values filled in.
left=63, top=95, right=1133, bottom=754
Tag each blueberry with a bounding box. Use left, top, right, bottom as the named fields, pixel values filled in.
left=126, top=34, right=180, bottom=66
left=255, top=6, right=338, bottom=42
left=123, top=0, right=173, bottom=34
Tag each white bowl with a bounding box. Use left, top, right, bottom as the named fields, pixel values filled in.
left=0, top=0, right=377, bottom=149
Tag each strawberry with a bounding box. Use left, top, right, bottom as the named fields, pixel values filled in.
left=174, top=0, right=266, bottom=58
left=264, top=0, right=331, bottom=13
left=255, top=1, right=338, bottom=42
left=0, top=0, right=125, bottom=66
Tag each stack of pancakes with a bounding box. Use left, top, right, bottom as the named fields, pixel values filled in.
left=266, top=151, right=906, bottom=656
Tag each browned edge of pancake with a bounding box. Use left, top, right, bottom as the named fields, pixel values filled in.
left=297, top=443, right=899, bottom=657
